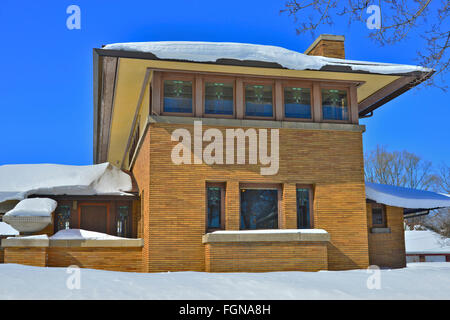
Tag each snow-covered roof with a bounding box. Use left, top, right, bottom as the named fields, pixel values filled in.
left=405, top=230, right=450, bottom=254
left=103, top=41, right=430, bottom=75
left=4, top=198, right=57, bottom=217
left=0, top=163, right=133, bottom=203
left=365, top=182, right=450, bottom=209
left=0, top=222, right=19, bottom=236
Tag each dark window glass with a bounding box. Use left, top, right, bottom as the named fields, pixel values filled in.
left=284, top=87, right=312, bottom=119
left=322, top=89, right=349, bottom=121
left=56, top=205, right=71, bottom=231
left=207, top=187, right=222, bottom=229
left=240, top=189, right=278, bottom=229
left=163, top=80, right=193, bottom=113
left=372, top=206, right=385, bottom=226
left=245, top=84, right=273, bottom=117
left=297, top=188, right=311, bottom=229
left=205, top=82, right=234, bottom=115
left=117, top=206, right=129, bottom=237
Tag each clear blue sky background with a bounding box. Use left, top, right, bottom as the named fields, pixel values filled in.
left=0, top=1, right=448, bottom=168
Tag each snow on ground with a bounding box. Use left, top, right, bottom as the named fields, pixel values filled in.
left=50, top=229, right=129, bottom=240
left=4, top=198, right=57, bottom=217
left=405, top=230, right=450, bottom=254
left=365, top=182, right=450, bottom=209
left=0, top=222, right=18, bottom=236
left=103, top=41, right=430, bottom=75
left=0, top=163, right=132, bottom=203
left=0, top=263, right=448, bottom=299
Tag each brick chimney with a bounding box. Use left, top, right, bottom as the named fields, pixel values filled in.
left=304, top=34, right=345, bottom=59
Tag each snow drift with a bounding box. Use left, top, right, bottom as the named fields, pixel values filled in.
left=405, top=230, right=450, bottom=254
left=0, top=163, right=132, bottom=203
left=4, top=198, right=57, bottom=217
left=50, top=229, right=128, bottom=240
left=103, top=41, right=430, bottom=75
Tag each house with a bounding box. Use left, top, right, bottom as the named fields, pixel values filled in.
left=2, top=34, right=449, bottom=272
left=405, top=229, right=450, bottom=262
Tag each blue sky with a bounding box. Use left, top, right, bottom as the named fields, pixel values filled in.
left=0, top=0, right=448, bottom=167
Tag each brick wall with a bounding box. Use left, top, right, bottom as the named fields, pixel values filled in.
left=47, top=247, right=142, bottom=272
left=132, top=122, right=369, bottom=272
left=205, top=241, right=328, bottom=272
left=307, top=40, right=345, bottom=59
left=367, top=204, right=406, bottom=268
left=4, top=247, right=47, bottom=267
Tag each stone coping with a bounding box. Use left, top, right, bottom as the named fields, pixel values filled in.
left=1, top=238, right=144, bottom=248
left=202, top=229, right=330, bottom=244
left=149, top=115, right=366, bottom=133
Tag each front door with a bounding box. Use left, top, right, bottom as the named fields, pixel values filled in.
left=79, top=203, right=109, bottom=234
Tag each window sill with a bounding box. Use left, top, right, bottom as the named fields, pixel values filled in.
left=202, top=229, right=330, bottom=244
left=370, top=227, right=391, bottom=234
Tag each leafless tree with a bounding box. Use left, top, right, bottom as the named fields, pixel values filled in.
left=364, top=145, right=439, bottom=190
left=282, top=0, right=450, bottom=88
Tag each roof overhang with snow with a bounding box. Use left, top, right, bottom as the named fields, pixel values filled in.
left=93, top=41, right=432, bottom=164
left=366, top=182, right=450, bottom=210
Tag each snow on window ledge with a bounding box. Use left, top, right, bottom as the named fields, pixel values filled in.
left=202, top=229, right=330, bottom=243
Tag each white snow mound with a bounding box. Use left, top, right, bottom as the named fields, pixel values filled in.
left=0, top=221, right=19, bottom=236
left=103, top=41, right=430, bottom=75
left=50, top=229, right=129, bottom=240
left=405, top=230, right=450, bottom=254
left=0, top=163, right=132, bottom=203
left=365, top=182, right=450, bottom=209
left=4, top=198, right=57, bottom=217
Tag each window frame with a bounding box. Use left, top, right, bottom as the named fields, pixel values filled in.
left=320, top=85, right=352, bottom=123
left=282, top=81, right=314, bottom=122
left=239, top=183, right=282, bottom=230
left=296, top=184, right=314, bottom=229
left=243, top=79, right=276, bottom=120
left=371, top=203, right=387, bottom=228
left=205, top=182, right=226, bottom=232
left=202, top=75, right=236, bottom=119
left=160, top=73, right=195, bottom=116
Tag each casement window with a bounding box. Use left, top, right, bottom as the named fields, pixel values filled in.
left=371, top=203, right=387, bottom=227
left=321, top=88, right=349, bottom=121
left=245, top=84, right=274, bottom=118
left=204, top=81, right=234, bottom=116
left=284, top=87, right=312, bottom=119
left=206, top=183, right=225, bottom=231
left=163, top=79, right=193, bottom=114
left=240, top=184, right=280, bottom=230
left=116, top=205, right=130, bottom=237
left=55, top=205, right=71, bottom=231
left=296, top=186, right=312, bottom=229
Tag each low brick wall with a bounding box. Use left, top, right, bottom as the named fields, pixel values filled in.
left=1, top=238, right=144, bottom=272
left=203, top=230, right=329, bottom=272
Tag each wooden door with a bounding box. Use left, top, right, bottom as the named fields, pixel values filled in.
left=78, top=203, right=109, bottom=234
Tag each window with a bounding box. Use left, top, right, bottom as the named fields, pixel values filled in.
left=372, top=203, right=386, bottom=227
left=245, top=84, right=273, bottom=117
left=206, top=183, right=225, bottom=231
left=296, top=187, right=312, bottom=229
left=284, top=87, right=312, bottom=119
left=116, top=206, right=129, bottom=237
left=322, top=88, right=349, bottom=121
left=56, top=205, right=71, bottom=231
left=240, top=185, right=279, bottom=230
left=204, top=82, right=234, bottom=115
left=163, top=79, right=193, bottom=113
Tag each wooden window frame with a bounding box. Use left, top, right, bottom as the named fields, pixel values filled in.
left=202, top=76, right=236, bottom=119
left=296, top=184, right=314, bottom=229
left=319, top=85, right=353, bottom=124
left=77, top=202, right=111, bottom=234
left=160, top=72, right=196, bottom=117
left=205, top=182, right=226, bottom=232
left=281, top=80, right=314, bottom=122
left=371, top=203, right=387, bottom=228
left=242, top=79, right=276, bottom=120
left=239, top=183, right=282, bottom=229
